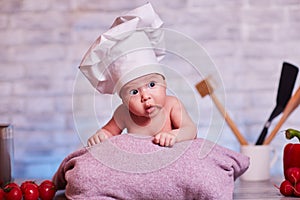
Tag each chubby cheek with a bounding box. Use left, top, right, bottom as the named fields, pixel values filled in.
left=128, top=99, right=135, bottom=110
left=126, top=97, right=144, bottom=115
left=154, top=90, right=167, bottom=106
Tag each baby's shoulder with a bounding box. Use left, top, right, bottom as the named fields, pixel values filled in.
left=112, top=104, right=128, bottom=127
left=113, top=104, right=128, bottom=117
left=166, top=95, right=180, bottom=101
left=165, top=95, right=181, bottom=106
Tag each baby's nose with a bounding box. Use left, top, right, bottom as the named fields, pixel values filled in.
left=141, top=89, right=151, bottom=102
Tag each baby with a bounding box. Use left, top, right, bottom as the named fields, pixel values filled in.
left=79, top=3, right=197, bottom=147
left=88, top=72, right=197, bottom=147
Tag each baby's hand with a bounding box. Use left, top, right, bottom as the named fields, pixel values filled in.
left=87, top=129, right=112, bottom=147
left=153, top=132, right=177, bottom=147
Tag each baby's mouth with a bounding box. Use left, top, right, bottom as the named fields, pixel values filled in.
left=145, top=104, right=155, bottom=114
left=146, top=107, right=155, bottom=114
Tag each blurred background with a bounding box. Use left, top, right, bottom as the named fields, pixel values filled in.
left=1, top=0, right=300, bottom=179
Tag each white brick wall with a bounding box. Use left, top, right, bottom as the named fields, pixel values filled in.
left=1, top=0, right=300, bottom=178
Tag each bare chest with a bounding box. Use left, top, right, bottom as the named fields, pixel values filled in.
left=125, top=111, right=172, bottom=136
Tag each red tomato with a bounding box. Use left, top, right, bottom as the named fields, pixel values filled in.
left=39, top=180, right=56, bottom=200
left=22, top=182, right=39, bottom=200
left=0, top=188, right=4, bottom=200
left=3, top=183, right=22, bottom=200
left=21, top=180, right=38, bottom=193
left=4, top=182, right=19, bottom=189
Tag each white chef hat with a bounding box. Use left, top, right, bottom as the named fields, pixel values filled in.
left=79, top=3, right=165, bottom=95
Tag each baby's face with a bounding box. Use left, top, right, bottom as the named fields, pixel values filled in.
left=120, top=73, right=166, bottom=118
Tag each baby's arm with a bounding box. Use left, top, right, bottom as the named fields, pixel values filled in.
left=87, top=107, right=124, bottom=147
left=154, top=98, right=197, bottom=147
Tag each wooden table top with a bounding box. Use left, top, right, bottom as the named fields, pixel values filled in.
left=233, top=176, right=292, bottom=199
left=20, top=177, right=293, bottom=199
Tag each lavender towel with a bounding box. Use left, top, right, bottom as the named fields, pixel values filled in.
left=53, top=134, right=249, bottom=200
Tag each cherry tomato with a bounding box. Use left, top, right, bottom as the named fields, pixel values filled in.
left=22, top=182, right=39, bottom=200
left=0, top=188, right=4, bottom=200
left=4, top=182, right=19, bottom=189
left=39, top=180, right=56, bottom=200
left=21, top=180, right=38, bottom=193
left=3, top=183, right=22, bottom=200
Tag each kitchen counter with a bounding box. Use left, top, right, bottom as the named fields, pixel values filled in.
left=234, top=177, right=289, bottom=199
left=18, top=177, right=290, bottom=199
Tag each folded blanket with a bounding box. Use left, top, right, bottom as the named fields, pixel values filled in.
left=53, top=134, right=249, bottom=200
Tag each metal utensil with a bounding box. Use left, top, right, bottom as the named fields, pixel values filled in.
left=0, top=124, right=14, bottom=186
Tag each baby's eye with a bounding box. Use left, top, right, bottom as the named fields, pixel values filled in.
left=148, top=81, right=156, bottom=88
left=129, top=89, right=139, bottom=95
